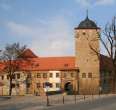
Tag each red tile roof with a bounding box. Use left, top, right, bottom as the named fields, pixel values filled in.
left=0, top=49, right=76, bottom=72
left=18, top=56, right=76, bottom=71
left=0, top=62, right=5, bottom=72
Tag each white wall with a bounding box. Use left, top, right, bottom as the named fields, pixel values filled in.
left=44, top=71, right=61, bottom=92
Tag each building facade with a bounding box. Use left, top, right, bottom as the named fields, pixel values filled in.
left=0, top=15, right=114, bottom=96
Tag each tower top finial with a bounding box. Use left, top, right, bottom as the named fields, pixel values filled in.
left=86, top=9, right=88, bottom=19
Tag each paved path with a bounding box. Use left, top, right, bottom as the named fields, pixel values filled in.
left=0, top=94, right=116, bottom=110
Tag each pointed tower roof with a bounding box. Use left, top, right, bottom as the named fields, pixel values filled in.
left=18, top=49, right=38, bottom=58
left=75, top=11, right=99, bottom=29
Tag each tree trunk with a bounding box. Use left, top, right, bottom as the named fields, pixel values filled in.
left=9, top=77, right=12, bottom=96
left=112, top=68, right=116, bottom=93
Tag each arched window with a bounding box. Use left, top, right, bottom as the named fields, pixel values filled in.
left=82, top=73, right=86, bottom=78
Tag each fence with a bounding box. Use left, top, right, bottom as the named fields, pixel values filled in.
left=35, top=94, right=114, bottom=106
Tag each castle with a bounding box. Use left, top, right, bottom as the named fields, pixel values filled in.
left=0, top=15, right=113, bottom=95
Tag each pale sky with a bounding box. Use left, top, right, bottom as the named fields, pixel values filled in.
left=0, top=0, right=116, bottom=56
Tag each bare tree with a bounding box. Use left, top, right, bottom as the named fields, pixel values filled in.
left=89, top=16, right=116, bottom=92
left=0, top=43, right=26, bottom=96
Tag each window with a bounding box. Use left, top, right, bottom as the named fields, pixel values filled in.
left=101, top=72, right=104, bottom=77
left=56, top=73, right=59, bottom=77
left=88, top=73, right=92, bottom=78
left=27, top=83, right=31, bottom=88
left=16, top=84, right=20, bottom=88
left=1, top=75, right=4, bottom=80
left=103, top=79, right=106, bottom=84
left=71, top=73, right=74, bottom=77
left=17, top=74, right=20, bottom=79
left=36, top=83, right=40, bottom=88
left=43, top=83, right=45, bottom=88
left=56, top=83, right=60, bottom=88
left=49, top=73, right=53, bottom=78
left=37, top=73, right=41, bottom=78
left=35, top=64, right=39, bottom=67
left=109, top=71, right=112, bottom=76
left=64, top=73, right=67, bottom=77
left=82, top=73, right=86, bottom=78
left=82, top=32, right=86, bottom=35
left=27, top=74, right=31, bottom=78
left=11, top=83, right=15, bottom=88
left=43, top=73, right=47, bottom=78
left=64, top=64, right=68, bottom=67
left=12, top=74, right=15, bottom=79
left=49, top=83, right=53, bottom=88
left=7, top=75, right=9, bottom=80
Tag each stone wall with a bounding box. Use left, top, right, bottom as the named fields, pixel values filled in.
left=75, top=29, right=100, bottom=94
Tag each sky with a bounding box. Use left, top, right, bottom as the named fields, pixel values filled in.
left=0, top=0, right=116, bottom=56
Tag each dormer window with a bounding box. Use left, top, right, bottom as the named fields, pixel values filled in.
left=64, top=64, right=68, bottom=67
left=35, top=64, right=39, bottom=66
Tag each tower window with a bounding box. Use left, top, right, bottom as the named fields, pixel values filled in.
left=88, top=72, right=92, bottom=78
left=82, top=32, right=86, bottom=35
left=82, top=73, right=86, bottom=78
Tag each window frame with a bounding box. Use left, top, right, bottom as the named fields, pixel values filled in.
left=56, top=83, right=60, bottom=88
left=56, top=73, right=59, bottom=78
left=82, top=73, right=86, bottom=78
left=37, top=73, right=41, bottom=78
left=88, top=72, right=92, bottom=78
left=43, top=73, right=47, bottom=78
left=36, top=83, right=41, bottom=88
left=49, top=73, right=53, bottom=78
left=17, top=73, right=20, bottom=79
left=1, top=75, right=4, bottom=80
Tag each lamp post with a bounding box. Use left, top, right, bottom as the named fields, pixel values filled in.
left=77, top=69, right=80, bottom=95
left=74, top=69, right=79, bottom=104
left=45, top=82, right=50, bottom=106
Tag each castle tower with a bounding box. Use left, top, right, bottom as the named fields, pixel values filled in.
left=75, top=14, right=100, bottom=94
